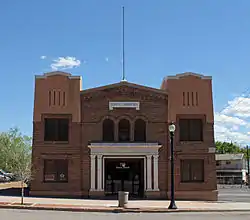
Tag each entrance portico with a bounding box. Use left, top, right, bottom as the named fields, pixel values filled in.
left=88, top=143, right=162, bottom=198
left=104, top=158, right=144, bottom=197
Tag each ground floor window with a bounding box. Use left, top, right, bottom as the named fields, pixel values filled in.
left=43, top=159, right=68, bottom=182
left=180, top=159, right=204, bottom=182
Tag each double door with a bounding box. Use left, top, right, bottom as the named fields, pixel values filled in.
left=104, top=158, right=144, bottom=198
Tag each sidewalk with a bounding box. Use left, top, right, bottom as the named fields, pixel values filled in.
left=0, top=196, right=250, bottom=213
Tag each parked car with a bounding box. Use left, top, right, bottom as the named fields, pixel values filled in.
left=0, top=169, right=15, bottom=181
left=24, top=178, right=31, bottom=188
left=0, top=174, right=11, bottom=182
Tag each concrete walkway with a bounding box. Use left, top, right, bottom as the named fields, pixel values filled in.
left=0, top=196, right=250, bottom=213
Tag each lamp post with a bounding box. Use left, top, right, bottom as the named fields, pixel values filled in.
left=247, top=145, right=250, bottom=188
left=168, top=122, right=177, bottom=209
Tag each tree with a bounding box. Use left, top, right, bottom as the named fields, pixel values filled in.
left=0, top=127, right=32, bottom=205
left=215, top=141, right=242, bottom=154
left=215, top=141, right=250, bottom=158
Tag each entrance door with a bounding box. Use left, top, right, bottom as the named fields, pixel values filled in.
left=104, top=158, right=144, bottom=198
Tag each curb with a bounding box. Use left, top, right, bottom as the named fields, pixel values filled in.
left=0, top=204, right=250, bottom=213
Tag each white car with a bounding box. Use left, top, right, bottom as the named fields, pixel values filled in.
left=0, top=174, right=10, bottom=182
left=0, top=169, right=15, bottom=181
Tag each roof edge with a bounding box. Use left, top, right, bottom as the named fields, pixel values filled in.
left=164, top=72, right=212, bottom=80
left=35, top=71, right=81, bottom=80
left=215, top=153, right=244, bottom=161
left=80, top=80, right=168, bottom=95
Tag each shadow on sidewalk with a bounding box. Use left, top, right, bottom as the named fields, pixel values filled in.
left=0, top=187, right=210, bottom=202
left=0, top=188, right=166, bottom=201
left=0, top=187, right=30, bottom=197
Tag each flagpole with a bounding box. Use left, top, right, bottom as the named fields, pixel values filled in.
left=122, top=6, right=126, bottom=81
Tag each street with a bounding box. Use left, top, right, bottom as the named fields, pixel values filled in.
left=0, top=184, right=250, bottom=216
left=1, top=209, right=250, bottom=219
left=218, top=185, right=250, bottom=202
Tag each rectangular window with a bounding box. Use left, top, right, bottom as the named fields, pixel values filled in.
left=179, top=119, right=203, bottom=141
left=44, top=118, right=69, bottom=141
left=44, top=159, right=68, bottom=182
left=181, top=159, right=204, bottom=183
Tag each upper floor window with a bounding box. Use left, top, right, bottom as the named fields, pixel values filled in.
left=44, top=118, right=69, bottom=142
left=102, top=119, right=115, bottom=142
left=118, top=119, right=130, bottom=142
left=179, top=119, right=203, bottom=141
left=134, top=119, right=146, bottom=142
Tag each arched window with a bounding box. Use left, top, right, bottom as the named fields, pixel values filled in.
left=102, top=119, right=114, bottom=142
left=118, top=119, right=130, bottom=142
left=134, top=119, right=146, bottom=142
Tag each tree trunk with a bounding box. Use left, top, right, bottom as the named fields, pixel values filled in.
left=21, top=180, right=24, bottom=205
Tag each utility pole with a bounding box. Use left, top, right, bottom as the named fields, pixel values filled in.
left=246, top=145, right=250, bottom=187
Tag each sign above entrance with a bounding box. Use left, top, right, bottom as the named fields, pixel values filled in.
left=109, top=102, right=140, bottom=110
left=116, top=162, right=130, bottom=169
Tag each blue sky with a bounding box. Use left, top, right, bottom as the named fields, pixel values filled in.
left=1, top=0, right=250, bottom=144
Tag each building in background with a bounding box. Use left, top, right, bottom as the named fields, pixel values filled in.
left=216, top=153, right=248, bottom=184
left=31, top=71, right=217, bottom=200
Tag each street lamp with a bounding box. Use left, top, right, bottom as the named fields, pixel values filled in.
left=168, top=122, right=177, bottom=209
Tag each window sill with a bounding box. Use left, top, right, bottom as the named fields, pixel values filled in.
left=179, top=141, right=204, bottom=144
left=43, top=181, right=68, bottom=183
left=43, top=141, right=69, bottom=145
left=180, top=181, right=204, bottom=183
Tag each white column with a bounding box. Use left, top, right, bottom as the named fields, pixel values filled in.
left=97, top=155, right=103, bottom=191
left=146, top=155, right=152, bottom=190
left=90, top=155, right=96, bottom=191
left=153, top=155, right=159, bottom=190
left=144, top=158, right=147, bottom=190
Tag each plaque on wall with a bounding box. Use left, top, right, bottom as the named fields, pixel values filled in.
left=44, top=174, right=55, bottom=181
left=208, top=147, right=216, bottom=153
left=116, top=162, right=130, bottom=169
left=109, top=102, right=140, bottom=110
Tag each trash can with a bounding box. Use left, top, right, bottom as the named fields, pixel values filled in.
left=118, top=191, right=129, bottom=208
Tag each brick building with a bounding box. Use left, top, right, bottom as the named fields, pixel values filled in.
left=31, top=71, right=218, bottom=201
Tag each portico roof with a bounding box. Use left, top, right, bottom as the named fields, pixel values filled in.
left=88, top=142, right=162, bottom=155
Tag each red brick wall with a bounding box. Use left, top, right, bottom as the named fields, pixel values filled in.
left=80, top=84, right=169, bottom=195
left=162, top=73, right=217, bottom=200
left=31, top=72, right=217, bottom=200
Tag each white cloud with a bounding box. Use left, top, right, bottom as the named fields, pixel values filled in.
left=214, top=94, right=250, bottom=144
left=50, top=56, right=81, bottom=70
left=215, top=124, right=250, bottom=144
left=231, top=125, right=239, bottom=131
left=222, top=96, right=250, bottom=118
left=214, top=113, right=247, bottom=126
left=105, top=57, right=109, bottom=62
left=40, top=55, right=47, bottom=59
left=214, top=113, right=247, bottom=125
